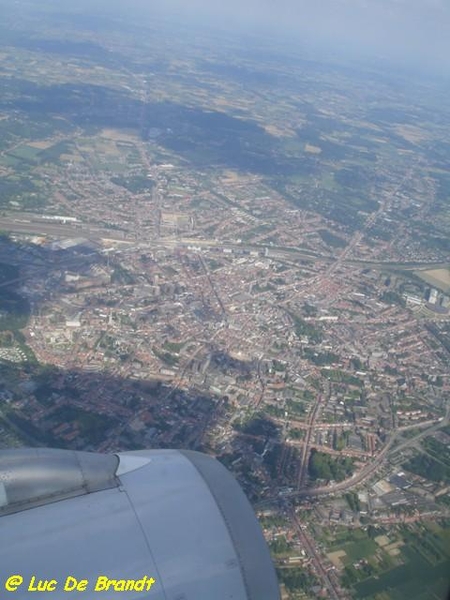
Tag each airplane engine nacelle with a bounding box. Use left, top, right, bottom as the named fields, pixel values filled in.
left=0, top=448, right=280, bottom=600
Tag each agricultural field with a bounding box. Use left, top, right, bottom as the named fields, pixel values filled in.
left=325, top=522, right=450, bottom=599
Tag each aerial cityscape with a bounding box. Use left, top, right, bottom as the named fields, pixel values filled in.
left=0, top=0, right=449, bottom=598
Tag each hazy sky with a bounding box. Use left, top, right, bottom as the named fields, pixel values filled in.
left=148, top=0, right=450, bottom=72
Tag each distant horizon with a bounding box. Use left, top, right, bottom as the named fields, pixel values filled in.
left=0, top=0, right=449, bottom=82
left=50, top=0, right=450, bottom=77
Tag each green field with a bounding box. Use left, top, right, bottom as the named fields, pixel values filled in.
left=341, top=539, right=378, bottom=562
left=342, top=523, right=450, bottom=600
left=353, top=546, right=449, bottom=600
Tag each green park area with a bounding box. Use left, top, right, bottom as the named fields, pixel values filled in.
left=308, top=448, right=354, bottom=482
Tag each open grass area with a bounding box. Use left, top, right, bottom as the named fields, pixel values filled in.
left=341, top=539, right=378, bottom=563
left=415, top=268, right=450, bottom=294
left=353, top=546, right=450, bottom=600
left=340, top=522, right=450, bottom=600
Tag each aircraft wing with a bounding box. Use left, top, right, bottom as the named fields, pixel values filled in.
left=0, top=448, right=280, bottom=600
